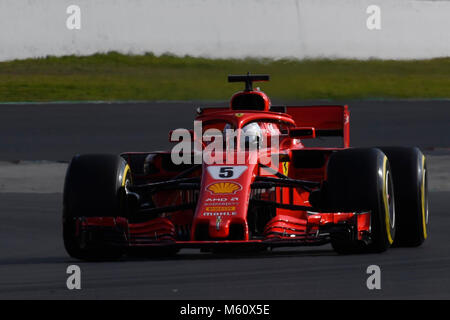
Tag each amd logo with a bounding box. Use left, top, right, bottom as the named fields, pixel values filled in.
left=205, top=197, right=239, bottom=202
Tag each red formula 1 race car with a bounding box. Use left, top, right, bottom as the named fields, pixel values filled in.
left=63, top=74, right=429, bottom=260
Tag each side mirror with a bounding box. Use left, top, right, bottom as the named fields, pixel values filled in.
left=289, top=127, right=316, bottom=139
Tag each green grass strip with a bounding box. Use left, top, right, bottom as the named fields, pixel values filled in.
left=1, top=52, right=450, bottom=102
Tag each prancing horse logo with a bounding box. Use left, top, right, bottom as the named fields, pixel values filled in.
left=216, top=216, right=222, bottom=231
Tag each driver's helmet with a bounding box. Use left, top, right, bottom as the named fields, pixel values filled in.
left=241, top=122, right=262, bottom=149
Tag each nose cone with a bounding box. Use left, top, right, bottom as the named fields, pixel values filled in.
left=192, top=161, right=257, bottom=240
left=208, top=215, right=231, bottom=238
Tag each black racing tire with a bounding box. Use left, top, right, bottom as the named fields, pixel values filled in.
left=323, top=148, right=396, bottom=254
left=62, top=154, right=131, bottom=261
left=378, top=147, right=428, bottom=247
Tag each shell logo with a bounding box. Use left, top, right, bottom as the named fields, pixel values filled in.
left=206, top=182, right=242, bottom=195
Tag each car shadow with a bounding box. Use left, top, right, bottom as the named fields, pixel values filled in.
left=0, top=247, right=339, bottom=266
left=125, top=247, right=337, bottom=262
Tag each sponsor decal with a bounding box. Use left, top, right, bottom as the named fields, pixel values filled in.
left=205, top=206, right=236, bottom=212
left=204, top=197, right=240, bottom=207
left=206, top=182, right=242, bottom=195
left=282, top=161, right=289, bottom=176
left=203, top=211, right=237, bottom=216
left=205, top=197, right=239, bottom=202
left=235, top=113, right=245, bottom=117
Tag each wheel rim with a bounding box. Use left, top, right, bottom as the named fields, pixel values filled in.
left=386, top=169, right=395, bottom=230
left=422, top=159, right=429, bottom=239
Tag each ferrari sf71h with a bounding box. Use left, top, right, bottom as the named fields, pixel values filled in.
left=63, top=74, right=429, bottom=260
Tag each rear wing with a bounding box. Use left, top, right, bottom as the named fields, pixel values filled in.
left=228, top=73, right=270, bottom=91
left=283, top=105, right=350, bottom=148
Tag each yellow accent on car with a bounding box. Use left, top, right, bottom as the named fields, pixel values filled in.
left=207, top=182, right=241, bottom=194
left=122, top=164, right=130, bottom=186
left=382, top=156, right=394, bottom=244
left=282, top=161, right=289, bottom=176
left=421, top=155, right=428, bottom=239
left=205, top=206, right=236, bottom=212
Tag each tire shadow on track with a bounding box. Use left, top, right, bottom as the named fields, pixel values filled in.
left=0, top=249, right=337, bottom=266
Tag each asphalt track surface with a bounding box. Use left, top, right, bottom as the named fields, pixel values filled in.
left=1, top=100, right=450, bottom=161
left=0, top=100, right=449, bottom=299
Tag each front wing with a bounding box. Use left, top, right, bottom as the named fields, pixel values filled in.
left=72, top=211, right=371, bottom=250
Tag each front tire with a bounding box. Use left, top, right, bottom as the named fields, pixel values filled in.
left=323, top=148, right=395, bottom=254
left=63, top=154, right=131, bottom=261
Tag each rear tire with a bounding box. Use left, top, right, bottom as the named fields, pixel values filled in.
left=323, top=148, right=396, bottom=254
left=378, top=147, right=428, bottom=247
left=63, top=154, right=131, bottom=261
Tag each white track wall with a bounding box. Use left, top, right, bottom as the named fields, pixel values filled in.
left=0, top=0, right=449, bottom=61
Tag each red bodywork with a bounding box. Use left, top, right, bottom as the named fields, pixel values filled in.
left=77, top=87, right=370, bottom=250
